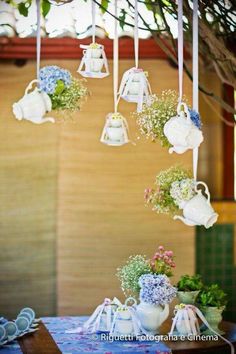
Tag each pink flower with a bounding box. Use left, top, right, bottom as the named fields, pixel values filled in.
left=158, top=246, right=164, bottom=251
left=166, top=250, right=173, bottom=257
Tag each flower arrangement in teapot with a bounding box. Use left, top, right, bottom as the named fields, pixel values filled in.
left=145, top=166, right=218, bottom=229
left=163, top=102, right=203, bottom=154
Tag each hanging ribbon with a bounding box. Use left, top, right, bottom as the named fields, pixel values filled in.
left=192, top=0, right=199, bottom=180
left=134, top=0, right=139, bottom=69
left=36, top=0, right=41, bottom=82
left=178, top=0, right=183, bottom=103
left=91, top=0, right=96, bottom=44
left=113, top=0, right=119, bottom=113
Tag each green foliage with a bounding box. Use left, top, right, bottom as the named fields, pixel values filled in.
left=116, top=255, right=152, bottom=297
left=49, top=78, right=88, bottom=111
left=42, top=0, right=51, bottom=17
left=145, top=166, right=192, bottom=215
left=197, top=284, right=227, bottom=308
left=119, top=9, right=126, bottom=30
left=100, top=0, right=109, bottom=13
left=177, top=274, right=203, bottom=291
left=18, top=1, right=31, bottom=17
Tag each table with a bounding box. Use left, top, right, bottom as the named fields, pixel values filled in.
left=5, top=317, right=236, bottom=354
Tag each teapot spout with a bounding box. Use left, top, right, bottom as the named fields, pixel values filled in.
left=174, top=215, right=196, bottom=226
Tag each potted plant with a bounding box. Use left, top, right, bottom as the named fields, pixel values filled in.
left=176, top=274, right=203, bottom=305
left=136, top=274, right=177, bottom=334
left=197, top=284, right=227, bottom=335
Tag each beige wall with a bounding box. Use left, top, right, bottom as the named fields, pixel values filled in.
left=0, top=58, right=221, bottom=317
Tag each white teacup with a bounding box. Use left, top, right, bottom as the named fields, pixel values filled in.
left=106, top=127, right=123, bottom=141
left=109, top=118, right=122, bottom=128
left=115, top=319, right=133, bottom=335
left=85, top=58, right=104, bottom=73
left=84, top=48, right=102, bottom=59
left=128, top=82, right=140, bottom=95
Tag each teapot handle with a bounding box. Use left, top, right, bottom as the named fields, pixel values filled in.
left=24, top=79, right=39, bottom=96
left=177, top=102, right=191, bottom=122
left=195, top=181, right=210, bottom=203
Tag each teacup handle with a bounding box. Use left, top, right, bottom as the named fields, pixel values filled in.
left=177, top=102, right=191, bottom=122
left=24, top=79, right=39, bottom=96
left=125, top=297, right=137, bottom=307
left=195, top=181, right=210, bottom=203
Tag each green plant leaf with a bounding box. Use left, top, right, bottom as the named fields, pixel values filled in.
left=101, top=0, right=109, bottom=13
left=42, top=0, right=51, bottom=17
left=119, top=9, right=126, bottom=30
left=18, top=2, right=29, bottom=16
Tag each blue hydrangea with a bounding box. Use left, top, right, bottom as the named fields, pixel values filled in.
left=188, top=108, right=202, bottom=129
left=39, top=65, right=72, bottom=95
left=139, top=274, right=177, bottom=306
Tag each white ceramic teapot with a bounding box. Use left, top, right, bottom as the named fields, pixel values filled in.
left=136, top=301, right=169, bottom=335
left=164, top=102, right=203, bottom=154
left=13, top=80, right=54, bottom=124
left=174, top=181, right=218, bottom=228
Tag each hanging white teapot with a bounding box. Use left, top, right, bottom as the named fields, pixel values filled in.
left=174, top=181, right=218, bottom=228
left=164, top=102, right=203, bottom=154
left=12, top=79, right=55, bottom=124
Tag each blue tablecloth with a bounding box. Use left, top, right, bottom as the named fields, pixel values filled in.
left=0, top=316, right=171, bottom=354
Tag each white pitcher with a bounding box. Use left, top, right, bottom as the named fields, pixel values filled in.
left=12, top=80, right=55, bottom=124
left=174, top=181, right=218, bottom=228
left=136, top=301, right=169, bottom=334
left=164, top=102, right=203, bottom=154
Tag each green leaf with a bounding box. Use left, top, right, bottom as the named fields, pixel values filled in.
left=42, top=0, right=51, bottom=17
left=119, top=9, right=126, bottom=30
left=101, top=0, right=109, bottom=13
left=54, top=80, right=65, bottom=95
left=18, top=2, right=29, bottom=16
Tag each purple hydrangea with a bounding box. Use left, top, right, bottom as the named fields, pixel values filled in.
left=39, top=65, right=72, bottom=95
left=139, top=274, right=177, bottom=306
left=188, top=108, right=202, bottom=129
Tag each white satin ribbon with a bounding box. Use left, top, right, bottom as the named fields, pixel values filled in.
left=178, top=0, right=183, bottom=103
left=36, top=0, right=41, bottom=82
left=113, top=0, right=119, bottom=113
left=91, top=0, right=96, bottom=44
left=192, top=0, right=199, bottom=180
left=134, top=0, right=139, bottom=69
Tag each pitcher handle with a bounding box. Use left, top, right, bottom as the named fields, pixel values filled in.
left=195, top=181, right=210, bottom=203
left=177, top=102, right=191, bottom=122
left=24, top=79, right=39, bottom=96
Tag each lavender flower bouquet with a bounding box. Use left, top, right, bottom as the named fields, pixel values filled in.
left=39, top=66, right=88, bottom=112
left=139, top=274, right=177, bottom=306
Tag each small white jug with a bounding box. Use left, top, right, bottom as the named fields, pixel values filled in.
left=174, top=181, right=218, bottom=228
left=13, top=79, right=55, bottom=124
left=164, top=102, right=203, bottom=154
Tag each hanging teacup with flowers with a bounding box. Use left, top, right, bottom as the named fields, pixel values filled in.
left=100, top=112, right=129, bottom=146
left=163, top=102, right=203, bottom=154
left=12, top=79, right=54, bottom=124
left=78, top=43, right=109, bottom=78
left=39, top=65, right=88, bottom=119
left=118, top=0, right=151, bottom=112
left=110, top=297, right=142, bottom=337
left=118, top=68, right=151, bottom=112
left=145, top=166, right=218, bottom=229
left=77, top=0, right=109, bottom=78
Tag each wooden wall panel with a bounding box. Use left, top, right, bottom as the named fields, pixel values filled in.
left=0, top=61, right=59, bottom=317
left=57, top=59, right=195, bottom=315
